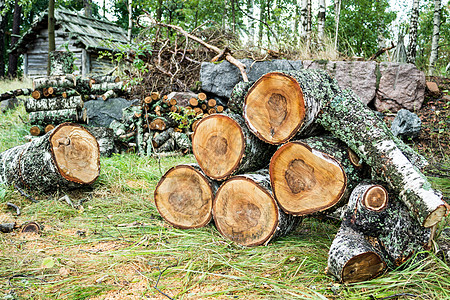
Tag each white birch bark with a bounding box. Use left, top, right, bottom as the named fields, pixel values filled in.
left=299, top=0, right=308, bottom=38
left=25, top=96, right=83, bottom=112
left=407, top=0, right=420, bottom=64
left=428, top=0, right=441, bottom=75
left=334, top=0, right=341, bottom=49
left=317, top=0, right=326, bottom=47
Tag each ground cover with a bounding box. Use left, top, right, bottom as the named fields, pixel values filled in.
left=0, top=80, right=449, bottom=299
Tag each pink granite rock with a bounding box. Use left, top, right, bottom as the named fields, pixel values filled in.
left=375, top=63, right=425, bottom=112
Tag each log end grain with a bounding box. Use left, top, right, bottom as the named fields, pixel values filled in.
left=154, top=165, right=214, bottom=229
left=244, top=72, right=305, bottom=144
left=192, top=114, right=244, bottom=180
left=30, top=126, right=41, bottom=136
left=341, top=252, right=386, bottom=283
left=270, top=141, right=346, bottom=215
left=363, top=185, right=388, bottom=211
left=49, top=123, right=100, bottom=185
left=213, top=176, right=279, bottom=246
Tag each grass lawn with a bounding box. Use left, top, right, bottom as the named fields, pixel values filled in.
left=0, top=81, right=449, bottom=299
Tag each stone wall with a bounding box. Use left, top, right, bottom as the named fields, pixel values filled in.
left=200, top=59, right=425, bottom=112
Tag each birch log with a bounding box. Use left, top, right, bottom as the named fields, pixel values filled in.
left=0, top=123, right=100, bottom=192
left=25, top=96, right=83, bottom=112
left=327, top=225, right=386, bottom=283
left=192, top=113, right=276, bottom=180
left=316, top=89, right=447, bottom=227
left=29, top=108, right=81, bottom=126
left=213, top=170, right=300, bottom=246
left=154, top=164, right=218, bottom=229
left=33, top=75, right=76, bottom=90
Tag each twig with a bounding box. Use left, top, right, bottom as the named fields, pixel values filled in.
left=369, top=42, right=395, bottom=61
left=369, top=293, right=418, bottom=300
left=14, top=184, right=38, bottom=203
left=141, top=12, right=248, bottom=82
left=8, top=274, right=47, bottom=289
left=153, top=263, right=178, bottom=300
left=6, top=202, right=20, bottom=216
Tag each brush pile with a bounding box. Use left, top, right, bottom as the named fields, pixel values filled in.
left=154, top=69, right=449, bottom=283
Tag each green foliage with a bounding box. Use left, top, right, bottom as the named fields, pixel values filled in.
left=169, top=106, right=202, bottom=129
left=325, top=0, right=396, bottom=58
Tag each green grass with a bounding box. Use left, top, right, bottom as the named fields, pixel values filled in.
left=0, top=105, right=449, bottom=299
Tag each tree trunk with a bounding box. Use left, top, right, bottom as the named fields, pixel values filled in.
left=47, top=0, right=56, bottom=76
left=0, top=123, right=100, bottom=192
left=428, top=0, right=441, bottom=75
left=127, top=0, right=132, bottom=42
left=192, top=113, right=276, bottom=181
left=213, top=170, right=301, bottom=246
left=29, top=108, right=83, bottom=126
left=83, top=0, right=92, bottom=17
left=154, top=164, right=218, bottom=229
left=270, top=136, right=366, bottom=216
left=300, top=0, right=308, bottom=38
left=243, top=70, right=339, bottom=145
left=306, top=0, right=312, bottom=48
left=327, top=225, right=386, bottom=283
left=407, top=0, right=420, bottom=64
left=7, top=0, right=21, bottom=78
left=317, top=0, right=326, bottom=47
left=0, top=0, right=7, bottom=77
left=316, top=88, right=447, bottom=227
left=25, top=96, right=83, bottom=112
left=334, top=0, right=341, bottom=49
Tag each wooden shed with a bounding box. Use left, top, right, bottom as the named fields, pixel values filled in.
left=11, top=8, right=129, bottom=78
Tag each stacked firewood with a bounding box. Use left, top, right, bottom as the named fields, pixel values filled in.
left=25, top=75, right=125, bottom=136
left=109, top=92, right=217, bottom=155
left=1, top=88, right=33, bottom=101
left=154, top=69, right=449, bottom=283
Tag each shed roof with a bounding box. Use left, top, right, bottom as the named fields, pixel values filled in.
left=12, top=8, right=128, bottom=54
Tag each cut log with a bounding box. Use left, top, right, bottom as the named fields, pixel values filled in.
left=343, top=182, right=389, bottom=236
left=192, top=113, right=276, bottom=180
left=189, top=97, right=199, bottom=107
left=213, top=171, right=300, bottom=246
left=216, top=105, right=224, bottom=113
left=29, top=108, right=81, bottom=126
left=43, top=88, right=50, bottom=97
left=270, top=136, right=365, bottom=216
left=228, top=81, right=253, bottom=115
left=25, top=96, right=84, bottom=112
left=45, top=124, right=55, bottom=133
left=31, top=90, right=41, bottom=100
left=152, top=128, right=175, bottom=148
left=169, top=98, right=177, bottom=106
left=91, top=82, right=124, bottom=93
left=243, top=70, right=335, bottom=144
left=0, top=223, right=16, bottom=233
left=327, top=225, right=386, bottom=283
left=86, top=127, right=116, bottom=157
left=316, top=88, right=447, bottom=227
left=30, top=125, right=43, bottom=136
left=156, top=138, right=175, bottom=153
left=198, top=92, right=207, bottom=101
left=101, top=90, right=117, bottom=101
left=151, top=92, right=160, bottom=101
left=90, top=75, right=120, bottom=84
left=144, top=96, right=153, bottom=104
left=0, top=123, right=100, bottom=192
left=33, top=75, right=76, bottom=90
left=154, top=164, right=218, bottom=229
left=207, top=99, right=216, bottom=107
left=1, top=88, right=32, bottom=101
left=150, top=117, right=169, bottom=131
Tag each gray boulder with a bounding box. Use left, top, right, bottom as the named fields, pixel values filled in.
left=390, top=109, right=422, bottom=139
left=200, top=59, right=303, bottom=98
left=375, top=63, right=425, bottom=112
left=1, top=98, right=19, bottom=113
left=85, top=97, right=132, bottom=127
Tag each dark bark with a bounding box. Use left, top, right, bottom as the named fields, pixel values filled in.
left=0, top=123, right=100, bottom=192
left=47, top=0, right=56, bottom=76
left=7, top=0, right=21, bottom=78
left=0, top=1, right=7, bottom=77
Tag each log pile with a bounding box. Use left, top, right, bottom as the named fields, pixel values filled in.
left=109, top=91, right=224, bottom=155
left=154, top=69, right=449, bottom=282
left=25, top=75, right=126, bottom=137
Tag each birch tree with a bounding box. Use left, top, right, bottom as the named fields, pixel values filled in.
left=428, top=0, right=441, bottom=74
left=334, top=0, right=341, bottom=49
left=317, top=0, right=326, bottom=47
left=407, top=0, right=420, bottom=64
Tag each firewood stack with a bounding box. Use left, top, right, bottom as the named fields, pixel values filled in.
left=154, top=69, right=449, bottom=283
left=25, top=75, right=126, bottom=137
